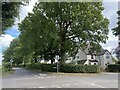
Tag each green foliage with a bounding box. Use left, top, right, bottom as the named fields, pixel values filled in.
left=112, top=57, right=118, bottom=64
left=60, top=64, right=100, bottom=73
left=26, top=63, right=42, bottom=70
left=26, top=63, right=100, bottom=73
left=3, top=38, right=25, bottom=65
left=2, top=2, right=29, bottom=33
left=108, top=64, right=120, bottom=72
left=26, top=63, right=56, bottom=72
left=2, top=62, right=11, bottom=72
left=40, top=64, right=56, bottom=72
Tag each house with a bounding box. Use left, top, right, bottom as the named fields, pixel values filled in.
left=65, top=49, right=114, bottom=69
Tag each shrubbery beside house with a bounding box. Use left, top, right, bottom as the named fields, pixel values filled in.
left=26, top=63, right=100, bottom=73
left=108, top=64, right=120, bottom=72
left=2, top=62, right=11, bottom=72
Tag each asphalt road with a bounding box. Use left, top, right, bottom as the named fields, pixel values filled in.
left=1, top=67, right=119, bottom=88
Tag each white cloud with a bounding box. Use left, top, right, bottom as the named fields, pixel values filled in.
left=19, top=0, right=38, bottom=22
left=0, top=53, right=3, bottom=65
left=101, top=31, right=118, bottom=51
left=0, top=34, right=15, bottom=50
left=100, top=1, right=118, bottom=52
left=0, top=34, right=14, bottom=64
left=103, top=0, right=120, bottom=2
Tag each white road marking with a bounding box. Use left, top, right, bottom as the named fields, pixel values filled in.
left=89, top=82, right=105, bottom=88
left=39, top=73, right=47, bottom=76
left=39, top=86, right=47, bottom=88
left=49, top=85, right=61, bottom=88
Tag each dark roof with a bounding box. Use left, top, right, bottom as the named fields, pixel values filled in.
left=78, top=60, right=87, bottom=64
left=98, top=49, right=110, bottom=55
left=115, top=46, right=120, bottom=52
left=87, top=53, right=97, bottom=55
left=89, top=60, right=98, bottom=62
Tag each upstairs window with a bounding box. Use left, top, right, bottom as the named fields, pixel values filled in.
left=106, top=53, right=109, bottom=59
left=77, top=61, right=81, bottom=64
left=76, top=56, right=79, bottom=59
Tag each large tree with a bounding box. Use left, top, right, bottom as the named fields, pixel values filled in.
left=112, top=10, right=120, bottom=60
left=3, top=38, right=31, bottom=65
left=19, top=2, right=109, bottom=64
left=3, top=38, right=23, bottom=65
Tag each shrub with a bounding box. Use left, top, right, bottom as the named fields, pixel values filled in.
left=108, top=64, right=120, bottom=72
left=2, top=62, right=11, bottom=72
left=26, top=63, right=41, bottom=70
left=40, top=64, right=56, bottom=72
left=60, top=64, right=100, bottom=73
left=26, top=63, right=57, bottom=72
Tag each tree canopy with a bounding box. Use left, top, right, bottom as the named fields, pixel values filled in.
left=112, top=10, right=120, bottom=60
left=18, top=2, right=109, bottom=64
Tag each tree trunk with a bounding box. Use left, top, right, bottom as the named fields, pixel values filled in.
left=60, top=51, right=66, bottom=64
left=34, top=57, right=37, bottom=63
left=51, top=58, right=54, bottom=64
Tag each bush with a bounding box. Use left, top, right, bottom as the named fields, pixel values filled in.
left=26, top=63, right=41, bottom=70
left=60, top=64, right=100, bottom=73
left=13, top=64, right=25, bottom=67
left=108, top=64, right=120, bottom=72
left=2, top=62, right=11, bottom=72
left=26, top=63, right=57, bottom=72
left=40, top=64, right=56, bottom=72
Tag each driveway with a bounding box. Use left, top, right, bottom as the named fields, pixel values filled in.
left=1, top=67, right=119, bottom=88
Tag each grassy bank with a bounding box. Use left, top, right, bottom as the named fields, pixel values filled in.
left=0, top=66, right=14, bottom=77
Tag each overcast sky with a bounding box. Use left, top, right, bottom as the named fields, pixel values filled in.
left=0, top=1, right=119, bottom=64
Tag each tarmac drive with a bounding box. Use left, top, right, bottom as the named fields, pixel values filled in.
left=1, top=67, right=119, bottom=88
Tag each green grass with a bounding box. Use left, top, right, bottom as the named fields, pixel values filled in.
left=1, top=71, right=14, bottom=77
left=0, top=66, right=14, bottom=77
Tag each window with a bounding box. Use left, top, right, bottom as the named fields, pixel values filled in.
left=106, top=53, right=109, bottom=59
left=94, top=63, right=96, bottom=65
left=77, top=61, right=81, bottom=64
left=77, top=56, right=79, bottom=59
left=91, top=55, right=93, bottom=59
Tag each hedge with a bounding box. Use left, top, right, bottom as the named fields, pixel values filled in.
left=26, top=63, right=42, bottom=70
left=26, top=63, right=57, bottom=72
left=26, top=63, right=100, bottom=73
left=2, top=62, right=11, bottom=72
left=60, top=64, right=100, bottom=73
left=108, top=64, right=120, bottom=72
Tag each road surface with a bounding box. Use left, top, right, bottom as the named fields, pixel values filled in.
left=1, top=67, right=119, bottom=88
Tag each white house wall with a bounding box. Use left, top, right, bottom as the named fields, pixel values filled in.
left=84, top=60, right=89, bottom=65
left=100, top=51, right=114, bottom=69
left=87, top=55, right=96, bottom=60
left=103, top=51, right=113, bottom=69
left=90, top=62, right=98, bottom=65
left=74, top=50, right=87, bottom=61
